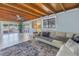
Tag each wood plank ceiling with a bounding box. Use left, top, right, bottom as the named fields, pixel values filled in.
left=0, top=3, right=78, bottom=21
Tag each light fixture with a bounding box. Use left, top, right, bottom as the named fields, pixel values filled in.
left=16, top=15, right=21, bottom=20
left=16, top=15, right=25, bottom=21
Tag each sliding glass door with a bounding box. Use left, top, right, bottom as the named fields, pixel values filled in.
left=3, top=23, right=19, bottom=41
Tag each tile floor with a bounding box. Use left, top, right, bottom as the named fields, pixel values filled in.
left=0, top=33, right=31, bottom=50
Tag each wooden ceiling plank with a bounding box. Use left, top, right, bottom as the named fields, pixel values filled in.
left=35, top=3, right=53, bottom=14
left=0, top=9, right=16, bottom=16
left=0, top=7, right=37, bottom=20
left=50, top=3, right=59, bottom=11
left=0, top=7, right=24, bottom=17
left=2, top=3, right=40, bottom=17
left=59, top=3, right=65, bottom=11
left=0, top=13, right=17, bottom=21
left=43, top=3, right=56, bottom=14
left=20, top=3, right=46, bottom=15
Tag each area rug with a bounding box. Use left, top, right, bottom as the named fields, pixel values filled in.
left=0, top=40, right=59, bottom=56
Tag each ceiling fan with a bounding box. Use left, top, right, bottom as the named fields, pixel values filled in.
left=16, top=15, right=25, bottom=21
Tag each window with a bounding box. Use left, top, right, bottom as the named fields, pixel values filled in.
left=43, top=18, right=56, bottom=28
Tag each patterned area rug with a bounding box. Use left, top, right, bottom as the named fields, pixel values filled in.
left=0, top=40, right=59, bottom=56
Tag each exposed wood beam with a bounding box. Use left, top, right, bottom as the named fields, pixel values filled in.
left=32, top=3, right=50, bottom=15
left=0, top=7, right=26, bottom=17
left=35, top=3, right=53, bottom=14
left=20, top=3, right=46, bottom=15
left=0, top=13, right=16, bottom=21
left=2, top=3, right=40, bottom=17
left=0, top=7, right=37, bottom=20
left=63, top=3, right=79, bottom=9
left=59, top=3, right=65, bottom=11
left=50, top=3, right=59, bottom=12
left=0, top=9, right=16, bottom=16
left=43, top=3, right=56, bottom=14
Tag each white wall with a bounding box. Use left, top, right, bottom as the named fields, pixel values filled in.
left=56, top=8, right=79, bottom=33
